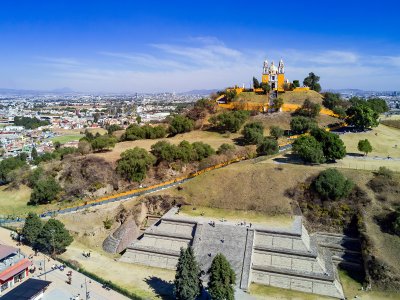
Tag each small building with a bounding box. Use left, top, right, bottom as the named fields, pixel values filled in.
left=0, top=244, right=32, bottom=295
left=0, top=278, right=51, bottom=300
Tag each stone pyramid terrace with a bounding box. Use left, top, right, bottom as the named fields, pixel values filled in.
left=120, top=207, right=345, bottom=299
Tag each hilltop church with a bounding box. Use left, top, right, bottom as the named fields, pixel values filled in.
left=261, top=59, right=286, bottom=92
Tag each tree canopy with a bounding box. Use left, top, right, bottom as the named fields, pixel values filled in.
left=313, top=168, right=354, bottom=201
left=242, top=122, right=264, bottom=145
left=174, top=246, right=201, bottom=300
left=303, top=72, right=321, bottom=92
left=0, top=155, right=27, bottom=184
left=208, top=253, right=236, bottom=300
left=256, top=137, right=279, bottom=156
left=35, top=219, right=73, bottom=255
left=293, top=135, right=325, bottom=164
left=121, top=124, right=166, bottom=141
left=151, top=140, right=214, bottom=163
left=29, top=176, right=61, bottom=205
left=91, top=135, right=117, bottom=152
left=346, top=104, right=379, bottom=130
left=21, top=212, right=43, bottom=246
left=169, top=115, right=195, bottom=135
left=311, top=129, right=346, bottom=162
left=252, top=77, right=260, bottom=89
left=290, top=116, right=318, bottom=134
left=358, top=139, right=373, bottom=156
left=14, top=116, right=50, bottom=129
left=209, top=110, right=250, bottom=133
left=116, top=147, right=156, bottom=182
left=294, top=99, right=321, bottom=118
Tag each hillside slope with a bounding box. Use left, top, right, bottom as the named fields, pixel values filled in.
left=281, top=90, right=323, bottom=105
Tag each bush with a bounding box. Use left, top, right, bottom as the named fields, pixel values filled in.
left=106, top=124, right=123, bottom=134
left=169, top=115, right=194, bottom=135
left=294, top=99, right=321, bottom=118
left=376, top=166, right=394, bottom=179
left=242, top=122, right=264, bottom=145
left=256, top=137, right=279, bottom=156
left=322, top=92, right=342, bottom=110
left=151, top=140, right=214, bottom=163
left=217, top=143, right=235, bottom=155
left=313, top=168, right=354, bottom=201
left=121, top=124, right=166, bottom=141
left=90, top=135, right=117, bottom=152
left=0, top=155, right=27, bottom=183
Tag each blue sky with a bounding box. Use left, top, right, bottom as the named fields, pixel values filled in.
left=0, top=0, right=399, bottom=92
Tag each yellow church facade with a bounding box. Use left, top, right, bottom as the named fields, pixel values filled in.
left=261, top=59, right=286, bottom=92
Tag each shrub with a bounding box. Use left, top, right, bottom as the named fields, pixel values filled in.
left=217, top=143, right=235, bottom=155
left=290, top=116, right=318, bottom=134
left=116, top=147, right=156, bottom=182
left=270, top=126, right=284, bottom=139
left=294, top=99, right=321, bottom=118
left=169, top=115, right=194, bottom=135
left=256, top=137, right=279, bottom=156
left=209, top=110, right=250, bottom=133
left=29, top=176, right=61, bottom=205
left=313, top=168, right=354, bottom=201
left=376, top=166, right=394, bottom=179
left=242, top=122, right=264, bottom=145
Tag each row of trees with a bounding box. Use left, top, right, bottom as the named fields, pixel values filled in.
left=21, top=213, right=73, bottom=255
left=174, top=246, right=236, bottom=300
left=120, top=124, right=167, bottom=141
left=14, top=116, right=50, bottom=129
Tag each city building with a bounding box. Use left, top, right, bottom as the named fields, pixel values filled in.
left=0, top=244, right=32, bottom=296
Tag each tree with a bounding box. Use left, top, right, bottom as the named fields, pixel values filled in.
left=192, top=142, right=215, bottom=161
left=174, top=246, right=201, bottom=300
left=209, top=111, right=250, bottom=133
left=29, top=176, right=61, bottom=205
left=322, top=92, right=342, bottom=110
left=106, top=124, right=122, bottom=134
left=346, top=104, right=379, bottom=130
left=358, top=139, right=372, bottom=156
left=242, top=122, right=264, bottom=145
left=332, top=106, right=347, bottom=119
left=310, top=129, right=346, bottom=162
left=136, top=115, right=142, bottom=124
left=31, top=147, right=38, bottom=160
left=292, top=80, right=300, bottom=88
left=54, top=141, right=61, bottom=150
left=252, top=77, right=260, bottom=89
left=313, top=168, right=354, bottom=201
left=217, top=143, right=235, bottom=155
left=294, top=99, right=321, bottom=118
left=169, top=115, right=195, bottom=135
left=116, top=147, right=156, bottom=182
left=21, top=212, right=43, bottom=246
left=225, top=89, right=237, bottom=102
left=35, top=219, right=73, bottom=255
left=303, top=72, right=321, bottom=92
left=256, top=137, right=279, bottom=156
left=290, top=116, right=318, bottom=134
left=208, top=253, right=236, bottom=300
left=260, top=82, right=271, bottom=95
left=272, top=97, right=284, bottom=111
left=366, top=98, right=389, bottom=114
left=78, top=140, right=92, bottom=154
left=270, top=126, right=284, bottom=139
left=91, top=135, right=117, bottom=152
left=0, top=156, right=27, bottom=183
left=293, top=135, right=325, bottom=164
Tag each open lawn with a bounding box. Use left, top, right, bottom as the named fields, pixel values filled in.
left=339, top=124, right=400, bottom=158
left=50, top=134, right=83, bottom=144
left=0, top=185, right=36, bottom=216
left=92, top=130, right=238, bottom=163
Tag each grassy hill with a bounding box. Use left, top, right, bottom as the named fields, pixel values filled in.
left=234, top=92, right=268, bottom=104
left=281, top=90, right=323, bottom=105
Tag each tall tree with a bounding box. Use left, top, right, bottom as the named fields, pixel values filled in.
left=31, top=147, right=38, bottom=160
left=346, top=104, right=379, bottom=130
left=303, top=72, right=321, bottom=92
left=21, top=212, right=43, bottom=246
left=174, top=246, right=201, bottom=300
left=116, top=147, right=156, bottom=182
left=311, top=129, right=346, bottom=162
left=35, top=219, right=73, bottom=255
left=358, top=139, right=372, bottom=156
left=252, top=77, right=260, bottom=89
left=208, top=253, right=236, bottom=300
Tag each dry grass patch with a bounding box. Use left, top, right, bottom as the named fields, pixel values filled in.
left=281, top=90, right=323, bottom=106
left=0, top=185, right=36, bottom=216
left=250, top=283, right=333, bottom=300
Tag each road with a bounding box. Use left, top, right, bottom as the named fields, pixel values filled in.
left=0, top=227, right=129, bottom=300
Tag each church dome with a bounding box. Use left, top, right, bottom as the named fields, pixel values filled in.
left=269, top=63, right=278, bottom=74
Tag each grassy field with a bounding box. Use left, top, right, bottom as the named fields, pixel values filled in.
left=50, top=134, right=83, bottom=144
left=339, top=124, right=400, bottom=158
left=234, top=92, right=269, bottom=104
left=180, top=205, right=293, bottom=227
left=0, top=185, right=35, bottom=216
left=51, top=127, right=107, bottom=135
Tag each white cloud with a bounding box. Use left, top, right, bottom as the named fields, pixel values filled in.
left=12, top=38, right=400, bottom=92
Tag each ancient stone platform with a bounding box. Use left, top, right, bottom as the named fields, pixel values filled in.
left=120, top=207, right=345, bottom=299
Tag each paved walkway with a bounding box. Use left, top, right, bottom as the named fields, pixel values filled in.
left=0, top=227, right=129, bottom=300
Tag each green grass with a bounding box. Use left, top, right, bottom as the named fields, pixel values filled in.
left=249, top=283, right=333, bottom=299
left=180, top=205, right=293, bottom=227
left=50, top=134, right=83, bottom=144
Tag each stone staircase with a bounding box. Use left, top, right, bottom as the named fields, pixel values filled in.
left=193, top=222, right=250, bottom=286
